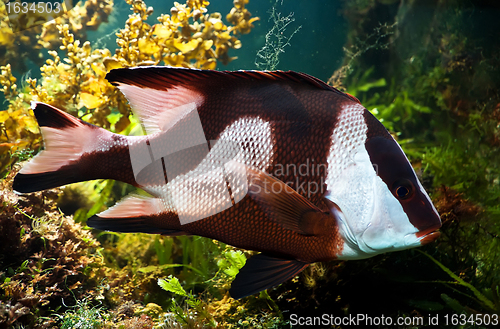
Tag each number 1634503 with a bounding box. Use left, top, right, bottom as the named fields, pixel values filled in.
left=6, top=1, right=63, bottom=15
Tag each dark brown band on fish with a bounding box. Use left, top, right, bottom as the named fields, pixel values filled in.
left=364, top=136, right=441, bottom=232
left=80, top=146, right=139, bottom=186
left=362, top=110, right=393, bottom=140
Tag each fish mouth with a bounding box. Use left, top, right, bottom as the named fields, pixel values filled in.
left=417, top=230, right=441, bottom=245
left=414, top=221, right=442, bottom=245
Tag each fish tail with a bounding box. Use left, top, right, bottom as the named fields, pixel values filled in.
left=13, top=102, right=134, bottom=193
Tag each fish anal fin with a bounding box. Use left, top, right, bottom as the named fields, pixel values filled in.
left=87, top=214, right=185, bottom=236
left=246, top=167, right=336, bottom=236
left=97, top=194, right=165, bottom=218
left=87, top=195, right=185, bottom=236
left=229, top=254, right=309, bottom=299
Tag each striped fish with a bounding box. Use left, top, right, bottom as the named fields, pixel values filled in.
left=13, top=67, right=441, bottom=299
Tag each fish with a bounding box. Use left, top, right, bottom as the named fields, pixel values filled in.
left=13, top=67, right=441, bottom=299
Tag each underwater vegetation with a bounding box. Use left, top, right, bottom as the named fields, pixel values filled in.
left=1, top=0, right=500, bottom=328
left=0, top=169, right=102, bottom=327
left=254, top=0, right=300, bottom=71
left=0, top=0, right=113, bottom=72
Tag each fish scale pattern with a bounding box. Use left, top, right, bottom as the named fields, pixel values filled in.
left=325, top=103, right=368, bottom=187
left=217, top=117, right=273, bottom=203
left=166, top=167, right=232, bottom=224
left=214, top=116, right=273, bottom=171
left=325, top=103, right=375, bottom=237
left=160, top=117, right=273, bottom=224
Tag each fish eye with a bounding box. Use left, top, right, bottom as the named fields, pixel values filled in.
left=392, top=179, right=414, bottom=200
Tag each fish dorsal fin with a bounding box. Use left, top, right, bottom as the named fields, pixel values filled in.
left=246, top=167, right=338, bottom=236
left=229, top=253, right=309, bottom=299
left=107, top=68, right=205, bottom=135
left=106, top=66, right=342, bottom=92
left=106, top=67, right=359, bottom=133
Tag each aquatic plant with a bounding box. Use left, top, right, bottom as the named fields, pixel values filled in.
left=0, top=167, right=102, bottom=328
left=112, top=0, right=258, bottom=69
left=216, top=249, right=246, bottom=279
left=116, top=313, right=155, bottom=329
left=0, top=0, right=113, bottom=72
left=155, top=273, right=289, bottom=329
left=255, top=0, right=301, bottom=71
left=328, top=22, right=397, bottom=91
left=0, top=65, right=40, bottom=178
left=418, top=250, right=499, bottom=314
left=158, top=275, right=217, bottom=327
left=59, top=297, right=105, bottom=329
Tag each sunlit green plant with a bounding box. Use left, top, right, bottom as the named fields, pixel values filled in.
left=58, top=297, right=105, bottom=329
left=158, top=275, right=217, bottom=327
left=216, top=249, right=246, bottom=278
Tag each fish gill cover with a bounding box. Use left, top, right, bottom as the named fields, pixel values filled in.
left=1, top=0, right=500, bottom=328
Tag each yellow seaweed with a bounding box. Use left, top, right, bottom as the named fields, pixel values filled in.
left=114, top=0, right=258, bottom=68
left=0, top=0, right=113, bottom=72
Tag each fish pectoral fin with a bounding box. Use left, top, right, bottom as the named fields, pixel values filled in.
left=86, top=195, right=186, bottom=236
left=229, top=254, right=309, bottom=299
left=246, top=167, right=334, bottom=236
